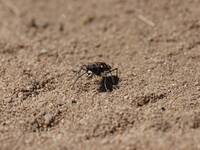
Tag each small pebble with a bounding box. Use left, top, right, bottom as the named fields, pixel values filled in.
left=40, top=48, right=48, bottom=54
left=4, top=97, right=12, bottom=103
left=26, top=85, right=34, bottom=91
left=30, top=19, right=49, bottom=29
left=18, top=92, right=24, bottom=98
left=124, top=95, right=129, bottom=100
left=44, top=113, right=54, bottom=126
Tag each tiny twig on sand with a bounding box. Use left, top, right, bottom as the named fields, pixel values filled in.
left=137, top=14, right=155, bottom=27
left=0, top=0, right=20, bottom=16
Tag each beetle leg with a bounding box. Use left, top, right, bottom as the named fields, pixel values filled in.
left=110, top=68, right=118, bottom=77
left=110, top=68, right=118, bottom=85
left=103, top=77, right=108, bottom=91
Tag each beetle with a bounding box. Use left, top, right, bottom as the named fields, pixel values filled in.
left=72, top=62, right=118, bottom=91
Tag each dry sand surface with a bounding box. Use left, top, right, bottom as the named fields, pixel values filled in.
left=0, top=0, right=200, bottom=149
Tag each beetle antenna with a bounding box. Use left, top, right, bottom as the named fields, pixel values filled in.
left=71, top=71, right=87, bottom=88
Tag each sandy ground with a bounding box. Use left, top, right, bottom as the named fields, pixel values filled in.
left=0, top=0, right=200, bottom=149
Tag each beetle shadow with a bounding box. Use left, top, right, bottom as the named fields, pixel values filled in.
left=98, top=75, right=120, bottom=92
